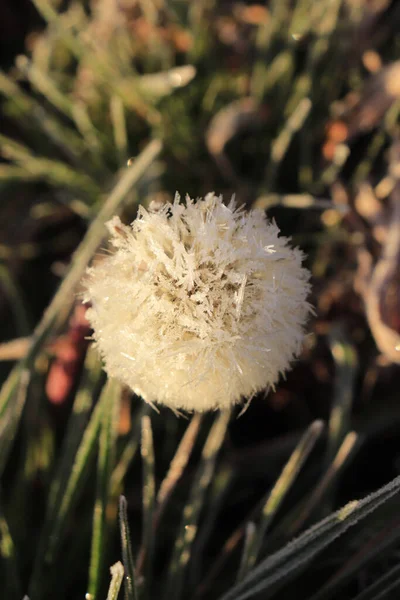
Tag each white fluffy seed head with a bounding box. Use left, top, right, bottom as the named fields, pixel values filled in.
left=83, top=193, right=312, bottom=412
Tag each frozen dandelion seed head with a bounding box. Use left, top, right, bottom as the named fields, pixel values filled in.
left=83, top=193, right=312, bottom=412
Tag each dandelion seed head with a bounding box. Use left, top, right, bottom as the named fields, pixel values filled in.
left=83, top=193, right=312, bottom=412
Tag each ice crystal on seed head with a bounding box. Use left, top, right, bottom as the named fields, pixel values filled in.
left=83, top=193, right=311, bottom=412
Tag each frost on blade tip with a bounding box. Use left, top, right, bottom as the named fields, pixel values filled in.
left=83, top=192, right=312, bottom=412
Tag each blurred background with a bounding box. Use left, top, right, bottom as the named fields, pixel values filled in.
left=1, top=1, right=400, bottom=599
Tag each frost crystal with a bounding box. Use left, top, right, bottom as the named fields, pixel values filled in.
left=83, top=193, right=311, bottom=412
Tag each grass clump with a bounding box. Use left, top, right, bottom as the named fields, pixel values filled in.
left=1, top=1, right=400, bottom=599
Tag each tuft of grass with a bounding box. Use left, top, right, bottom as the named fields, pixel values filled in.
left=1, top=1, right=400, bottom=600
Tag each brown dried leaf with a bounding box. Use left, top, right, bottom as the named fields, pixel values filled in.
left=362, top=141, right=400, bottom=361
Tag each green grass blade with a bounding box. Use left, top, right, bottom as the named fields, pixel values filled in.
left=106, top=562, right=125, bottom=600
left=0, top=370, right=30, bottom=478
left=71, top=102, right=103, bottom=154
left=352, top=562, right=400, bottom=600
left=288, top=431, right=359, bottom=534
left=309, top=514, right=400, bottom=600
left=0, top=133, right=100, bottom=197
left=0, top=165, right=36, bottom=183
left=189, top=466, right=234, bottom=593
left=46, top=347, right=102, bottom=514
left=264, top=97, right=312, bottom=189
left=111, top=424, right=141, bottom=498
left=110, top=96, right=128, bottom=165
left=136, top=415, right=156, bottom=594
left=0, top=505, right=22, bottom=600
left=218, top=474, right=400, bottom=600
left=237, top=523, right=257, bottom=583
left=119, top=495, right=138, bottom=600
left=16, top=56, right=73, bottom=117
left=0, top=265, right=31, bottom=336
left=31, top=0, right=84, bottom=58
left=326, top=327, right=358, bottom=465
left=0, top=138, right=162, bottom=432
left=0, top=367, right=23, bottom=420
left=48, top=383, right=109, bottom=545
left=164, top=410, right=230, bottom=600
left=0, top=70, right=36, bottom=114
left=253, top=193, right=342, bottom=212
left=0, top=71, right=105, bottom=176
left=29, top=348, right=101, bottom=561
left=28, top=380, right=111, bottom=598
left=88, top=379, right=121, bottom=599
left=240, top=420, right=324, bottom=576
left=155, top=414, right=202, bottom=526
